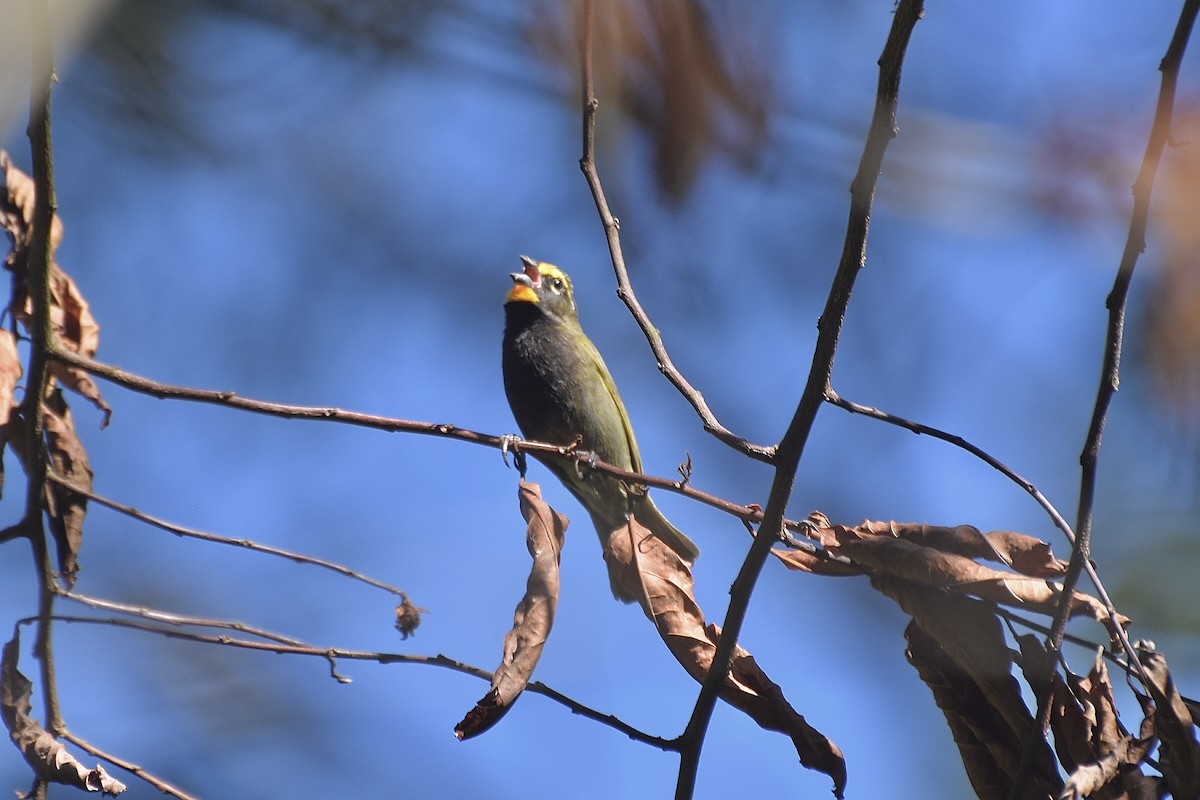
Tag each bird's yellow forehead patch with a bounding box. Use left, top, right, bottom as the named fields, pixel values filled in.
left=537, top=263, right=570, bottom=288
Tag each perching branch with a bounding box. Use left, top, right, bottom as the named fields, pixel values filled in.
left=50, top=349, right=805, bottom=533
left=576, top=0, right=774, bottom=464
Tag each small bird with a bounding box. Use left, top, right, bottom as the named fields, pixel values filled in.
left=502, top=256, right=700, bottom=599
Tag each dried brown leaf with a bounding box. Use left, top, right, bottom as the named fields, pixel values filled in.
left=0, top=152, right=110, bottom=424
left=1018, top=635, right=1157, bottom=799
left=906, top=621, right=1030, bottom=800
left=855, top=521, right=1067, bottom=577
left=827, top=526, right=1121, bottom=625
left=2, top=632, right=127, bottom=794
left=889, top=583, right=1061, bottom=798
left=533, top=1, right=769, bottom=202
left=770, top=545, right=862, bottom=576
left=605, top=517, right=846, bottom=797
left=45, top=267, right=110, bottom=424
left=43, top=387, right=92, bottom=588
left=455, top=481, right=566, bottom=741
left=1138, top=641, right=1200, bottom=798
left=0, top=329, right=22, bottom=498
left=0, top=150, right=63, bottom=261
left=0, top=329, right=21, bottom=429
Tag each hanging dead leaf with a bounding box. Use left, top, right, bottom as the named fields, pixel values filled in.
left=906, top=620, right=1052, bottom=800
left=1, top=632, right=127, bottom=794
left=813, top=521, right=1122, bottom=625
left=851, top=521, right=1068, bottom=577
left=43, top=387, right=92, bottom=588
left=45, top=266, right=110, bottom=425
left=604, top=516, right=846, bottom=797
left=455, top=481, right=566, bottom=741
left=0, top=329, right=21, bottom=428
left=1137, top=641, right=1200, bottom=797
left=0, top=150, right=63, bottom=261
left=0, top=329, right=22, bottom=498
left=1016, top=635, right=1157, bottom=799
left=0, top=151, right=110, bottom=425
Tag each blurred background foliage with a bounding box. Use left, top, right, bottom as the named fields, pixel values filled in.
left=1, top=0, right=1199, bottom=797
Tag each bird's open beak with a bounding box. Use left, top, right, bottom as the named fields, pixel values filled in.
left=506, top=255, right=541, bottom=304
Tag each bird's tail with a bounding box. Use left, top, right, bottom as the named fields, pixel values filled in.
left=634, top=497, right=700, bottom=564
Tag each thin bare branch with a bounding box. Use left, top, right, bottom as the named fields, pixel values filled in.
left=28, top=615, right=671, bottom=749
left=48, top=471, right=410, bottom=600
left=576, top=0, right=774, bottom=464
left=1009, top=3, right=1200, bottom=798
left=60, top=732, right=198, bottom=800
left=47, top=354, right=801, bottom=535
left=22, top=0, right=62, bottom=738
left=825, top=390, right=1147, bottom=683
left=676, top=4, right=925, bottom=797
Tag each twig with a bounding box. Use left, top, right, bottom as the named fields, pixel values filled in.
left=675, top=3, right=925, bottom=797
left=826, top=391, right=1146, bottom=679
left=48, top=471, right=410, bottom=600
left=22, top=0, right=63, bottom=738
left=26, top=615, right=671, bottom=749
left=527, top=680, right=680, bottom=751
left=575, top=0, right=774, bottom=464
left=47, top=352, right=807, bottom=535
left=1008, top=3, right=1200, bottom=799
left=59, top=590, right=352, bottom=682
left=59, top=731, right=199, bottom=800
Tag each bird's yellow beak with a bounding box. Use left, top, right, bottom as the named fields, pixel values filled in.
left=506, top=255, right=541, bottom=304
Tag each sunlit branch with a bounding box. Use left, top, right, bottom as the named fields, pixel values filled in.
left=575, top=1, right=774, bottom=464
left=60, top=732, right=200, bottom=800
left=674, top=3, right=925, bottom=797
left=22, top=0, right=63, bottom=739
left=27, top=615, right=671, bottom=750
left=49, top=471, right=411, bottom=602
left=60, top=590, right=352, bottom=683
left=824, top=390, right=1144, bottom=674
left=47, top=351, right=800, bottom=534
left=1008, top=3, right=1200, bottom=798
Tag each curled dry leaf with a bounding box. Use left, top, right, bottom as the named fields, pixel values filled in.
left=884, top=578, right=1057, bottom=764
left=0, top=329, right=22, bottom=497
left=1015, top=635, right=1158, bottom=799
left=43, top=387, right=93, bottom=588
left=0, top=150, right=63, bottom=257
left=0, top=151, right=110, bottom=424
left=1, top=632, right=127, bottom=795
left=455, top=481, right=566, bottom=741
left=0, top=329, right=21, bottom=428
left=787, top=519, right=1123, bottom=627
left=1137, top=641, right=1200, bottom=798
left=604, top=517, right=846, bottom=797
left=45, top=266, right=111, bottom=425
left=851, top=520, right=1068, bottom=577
left=905, top=620, right=1060, bottom=800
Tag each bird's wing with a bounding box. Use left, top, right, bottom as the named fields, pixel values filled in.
left=584, top=337, right=644, bottom=475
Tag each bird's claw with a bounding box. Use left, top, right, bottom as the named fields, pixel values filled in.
left=574, top=449, right=599, bottom=481
left=500, top=434, right=527, bottom=477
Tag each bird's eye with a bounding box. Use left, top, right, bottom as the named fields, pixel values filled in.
left=550, top=278, right=564, bottom=292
